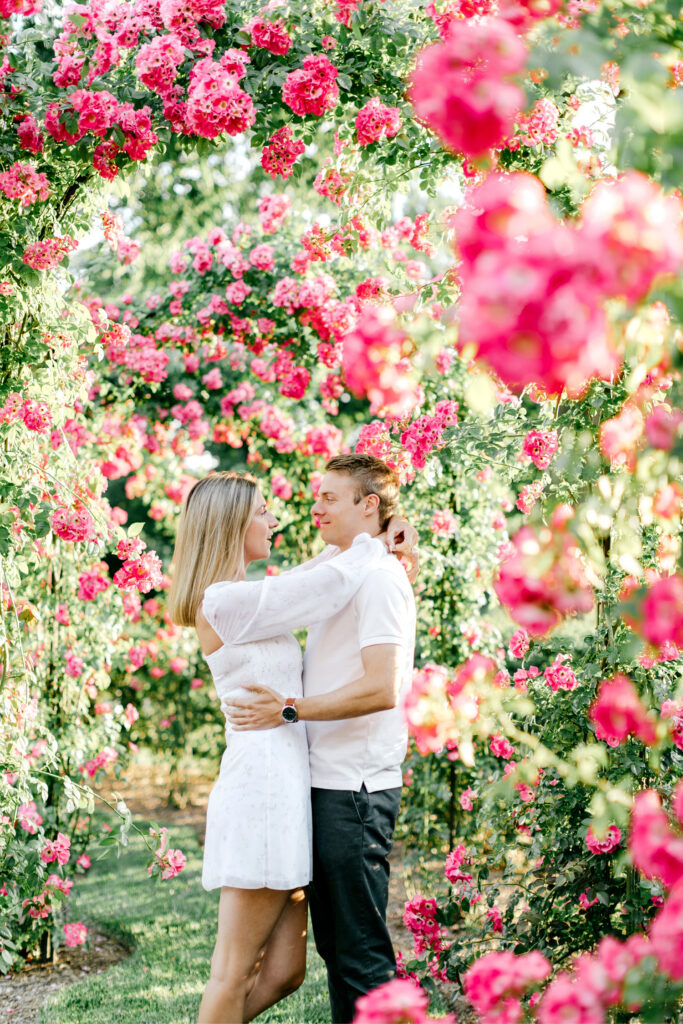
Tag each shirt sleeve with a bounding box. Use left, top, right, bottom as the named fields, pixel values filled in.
left=278, top=544, right=340, bottom=577
left=202, top=534, right=385, bottom=645
left=354, top=567, right=412, bottom=649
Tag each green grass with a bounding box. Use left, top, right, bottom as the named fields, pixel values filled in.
left=39, top=817, right=331, bottom=1024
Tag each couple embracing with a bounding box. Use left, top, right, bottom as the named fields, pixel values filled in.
left=167, top=453, right=418, bottom=1024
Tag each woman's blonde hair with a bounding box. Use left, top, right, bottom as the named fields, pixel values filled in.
left=167, top=472, right=259, bottom=627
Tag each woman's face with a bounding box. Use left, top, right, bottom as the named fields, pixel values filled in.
left=243, top=490, right=279, bottom=566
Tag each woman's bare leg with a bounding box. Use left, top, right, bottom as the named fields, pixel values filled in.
left=243, top=888, right=308, bottom=1022
left=198, top=886, right=291, bottom=1024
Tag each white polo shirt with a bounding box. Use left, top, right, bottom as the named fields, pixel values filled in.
left=303, top=545, right=416, bottom=792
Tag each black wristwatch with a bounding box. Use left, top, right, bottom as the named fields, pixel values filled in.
left=281, top=697, right=298, bottom=723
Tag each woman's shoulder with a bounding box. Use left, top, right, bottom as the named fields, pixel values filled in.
left=204, top=579, right=235, bottom=593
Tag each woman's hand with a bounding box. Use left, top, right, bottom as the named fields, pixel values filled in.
left=225, top=686, right=284, bottom=730
left=385, top=515, right=420, bottom=584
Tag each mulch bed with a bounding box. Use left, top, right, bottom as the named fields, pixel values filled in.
left=0, top=926, right=132, bottom=1024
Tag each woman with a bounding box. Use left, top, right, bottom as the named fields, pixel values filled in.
left=167, top=471, right=414, bottom=1024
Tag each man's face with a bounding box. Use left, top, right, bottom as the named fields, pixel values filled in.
left=311, top=471, right=377, bottom=549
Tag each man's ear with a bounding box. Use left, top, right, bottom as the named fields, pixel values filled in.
left=363, top=493, right=380, bottom=517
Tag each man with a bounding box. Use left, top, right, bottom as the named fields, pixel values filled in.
left=227, top=453, right=416, bottom=1023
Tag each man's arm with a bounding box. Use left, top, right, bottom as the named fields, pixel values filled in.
left=224, top=643, right=402, bottom=731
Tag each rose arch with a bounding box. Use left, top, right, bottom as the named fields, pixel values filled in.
left=1, top=0, right=682, bottom=1019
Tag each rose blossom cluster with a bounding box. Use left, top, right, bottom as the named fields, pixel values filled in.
left=629, top=788, right=683, bottom=890
left=400, top=895, right=450, bottom=987
left=403, top=894, right=448, bottom=959
left=598, top=400, right=644, bottom=470
left=248, top=15, right=292, bottom=55
left=508, top=627, right=530, bottom=659
left=409, top=18, right=527, bottom=158
left=51, top=0, right=223, bottom=84
left=445, top=843, right=475, bottom=889
left=261, top=125, right=306, bottom=178
left=355, top=97, right=402, bottom=146
left=452, top=171, right=682, bottom=396
left=77, top=563, right=110, bottom=602
left=40, top=831, right=71, bottom=865
left=589, top=673, right=657, bottom=747
left=113, top=549, right=164, bottom=593
left=258, top=193, right=291, bottom=234
left=100, top=321, right=169, bottom=385
left=16, top=113, right=44, bottom=153
left=521, top=429, right=558, bottom=469
left=631, top=575, right=683, bottom=650
left=508, top=97, right=560, bottom=149
left=661, top=699, right=683, bottom=752
left=185, top=57, right=256, bottom=139
left=585, top=824, right=622, bottom=855
left=46, top=91, right=158, bottom=180
left=0, top=161, right=50, bottom=205
left=50, top=505, right=96, bottom=543
left=313, top=165, right=350, bottom=205
left=355, top=421, right=415, bottom=484
left=624, top=787, right=683, bottom=987
left=63, top=921, right=88, bottom=948
left=17, top=801, right=43, bottom=834
left=22, top=234, right=78, bottom=271
left=516, top=479, right=544, bottom=514
left=0, top=393, right=52, bottom=431
left=399, top=401, right=459, bottom=470
left=135, top=33, right=186, bottom=96
left=282, top=54, right=339, bottom=117
left=81, top=745, right=118, bottom=778
left=543, top=653, right=578, bottom=692
left=147, top=826, right=187, bottom=880
left=352, top=977, right=455, bottom=1024
left=22, top=873, right=73, bottom=921
left=0, top=0, right=42, bottom=14
left=403, top=664, right=458, bottom=755
left=535, top=934, right=653, bottom=1023
left=494, top=506, right=597, bottom=636
left=464, top=949, right=551, bottom=1023
left=341, top=305, right=420, bottom=417
left=490, top=733, right=515, bottom=759
left=430, top=509, right=458, bottom=538
left=404, top=659, right=482, bottom=758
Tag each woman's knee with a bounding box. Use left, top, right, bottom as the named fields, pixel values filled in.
left=276, top=965, right=306, bottom=999
left=258, top=955, right=306, bottom=1000
left=209, top=948, right=260, bottom=992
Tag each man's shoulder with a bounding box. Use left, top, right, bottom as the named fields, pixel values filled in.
left=359, top=554, right=414, bottom=599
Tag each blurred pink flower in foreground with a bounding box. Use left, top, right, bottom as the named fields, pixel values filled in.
left=494, top=507, right=597, bottom=636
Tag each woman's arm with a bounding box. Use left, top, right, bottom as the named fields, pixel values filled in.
left=202, top=533, right=386, bottom=646
left=225, top=643, right=403, bottom=729
left=275, top=543, right=339, bottom=577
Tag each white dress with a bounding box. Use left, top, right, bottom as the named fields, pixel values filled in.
left=199, top=533, right=385, bottom=891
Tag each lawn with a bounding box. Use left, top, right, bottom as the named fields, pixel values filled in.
left=39, top=816, right=331, bottom=1024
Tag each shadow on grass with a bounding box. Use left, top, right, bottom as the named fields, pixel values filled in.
left=39, top=817, right=331, bottom=1024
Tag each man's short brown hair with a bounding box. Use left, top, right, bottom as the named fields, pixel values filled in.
left=325, top=453, right=399, bottom=531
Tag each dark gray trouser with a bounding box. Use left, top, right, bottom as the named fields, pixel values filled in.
left=309, top=785, right=402, bottom=1024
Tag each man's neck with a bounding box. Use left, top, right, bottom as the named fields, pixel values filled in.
left=335, top=525, right=382, bottom=552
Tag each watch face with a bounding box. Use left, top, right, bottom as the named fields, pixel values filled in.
left=282, top=705, right=298, bottom=723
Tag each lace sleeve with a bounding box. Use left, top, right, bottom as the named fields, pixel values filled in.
left=278, top=544, right=340, bottom=577
left=202, top=533, right=385, bottom=645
